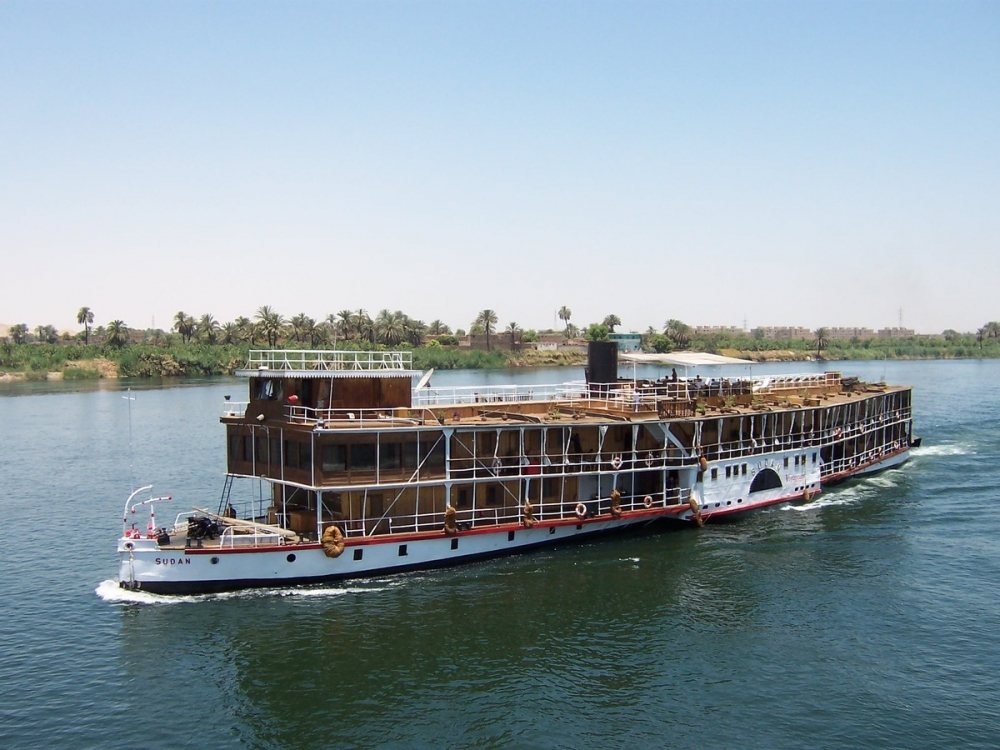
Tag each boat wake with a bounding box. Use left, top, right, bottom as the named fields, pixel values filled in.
left=783, top=490, right=862, bottom=513
left=95, top=578, right=394, bottom=605
left=912, top=443, right=971, bottom=457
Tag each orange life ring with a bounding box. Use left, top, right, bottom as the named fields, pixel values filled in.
left=321, top=525, right=345, bottom=558
left=574, top=502, right=588, bottom=519
left=443, top=505, right=458, bottom=535
left=522, top=500, right=536, bottom=528
left=610, top=489, right=622, bottom=518
left=643, top=495, right=653, bottom=509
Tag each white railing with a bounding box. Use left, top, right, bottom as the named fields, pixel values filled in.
left=221, top=401, right=249, bottom=417
left=412, top=381, right=586, bottom=407
left=244, top=349, right=414, bottom=372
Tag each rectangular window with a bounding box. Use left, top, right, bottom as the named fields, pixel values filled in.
left=322, top=444, right=347, bottom=472
left=398, top=544, right=408, bottom=557
left=284, top=440, right=299, bottom=469
left=421, top=435, right=445, bottom=470
left=242, top=436, right=252, bottom=462
left=742, top=464, right=748, bottom=475
left=353, top=548, right=363, bottom=561
left=351, top=443, right=377, bottom=471
left=711, top=468, right=718, bottom=480
left=381, top=442, right=401, bottom=469
left=784, top=457, right=789, bottom=468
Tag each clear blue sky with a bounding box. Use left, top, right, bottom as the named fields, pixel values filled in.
left=2, top=1, right=997, bottom=335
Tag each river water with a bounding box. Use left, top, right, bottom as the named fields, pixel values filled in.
left=1, top=360, right=997, bottom=749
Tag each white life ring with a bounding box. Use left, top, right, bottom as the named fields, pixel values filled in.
left=643, top=495, right=653, bottom=509
left=611, top=455, right=623, bottom=470
left=574, top=503, right=588, bottom=519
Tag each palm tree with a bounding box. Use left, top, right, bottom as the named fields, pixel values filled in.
left=220, top=322, right=239, bottom=345
left=664, top=319, right=692, bottom=349
left=290, top=313, right=312, bottom=344
left=507, top=321, right=521, bottom=350
left=977, top=327, right=986, bottom=352
left=234, top=316, right=255, bottom=344
left=9, top=323, right=28, bottom=344
left=558, top=306, right=572, bottom=334
left=77, top=306, right=94, bottom=345
left=336, top=310, right=355, bottom=340
left=198, top=314, right=220, bottom=344
left=475, top=309, right=499, bottom=351
left=602, top=314, right=621, bottom=333
left=173, top=311, right=196, bottom=343
left=106, top=320, right=129, bottom=348
left=255, top=306, right=284, bottom=347
left=374, top=309, right=405, bottom=346
left=814, top=327, right=828, bottom=358
left=986, top=321, right=1000, bottom=340
left=354, top=309, right=374, bottom=345
left=403, top=316, right=427, bottom=346
left=427, top=319, right=451, bottom=336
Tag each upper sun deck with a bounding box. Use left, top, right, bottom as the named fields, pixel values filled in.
left=222, top=350, right=909, bottom=430
left=235, top=349, right=421, bottom=378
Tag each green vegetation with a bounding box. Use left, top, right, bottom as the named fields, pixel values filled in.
left=3, top=307, right=999, bottom=382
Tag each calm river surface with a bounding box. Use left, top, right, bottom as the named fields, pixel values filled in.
left=1, top=361, right=998, bottom=749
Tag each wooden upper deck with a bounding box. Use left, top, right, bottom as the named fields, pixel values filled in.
left=223, top=349, right=909, bottom=432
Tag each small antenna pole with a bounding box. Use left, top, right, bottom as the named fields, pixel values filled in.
left=123, top=388, right=136, bottom=491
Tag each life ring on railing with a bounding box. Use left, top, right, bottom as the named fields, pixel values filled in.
left=574, top=502, right=588, bottom=519
left=611, top=455, right=623, bottom=470
left=522, top=500, right=536, bottom=528
left=643, top=495, right=653, bottom=509
left=610, top=489, right=622, bottom=518
left=645, top=454, right=654, bottom=467
left=698, top=456, right=709, bottom=472
left=443, top=505, right=459, bottom=535
left=321, top=525, right=345, bottom=558
left=688, top=491, right=705, bottom=527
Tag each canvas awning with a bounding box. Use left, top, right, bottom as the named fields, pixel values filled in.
left=619, top=351, right=753, bottom=367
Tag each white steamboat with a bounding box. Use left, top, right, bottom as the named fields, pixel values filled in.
left=118, top=344, right=917, bottom=594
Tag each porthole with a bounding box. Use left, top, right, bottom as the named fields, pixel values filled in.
left=286, top=553, right=296, bottom=563
left=210, top=557, right=219, bottom=565
left=549, top=527, right=556, bottom=535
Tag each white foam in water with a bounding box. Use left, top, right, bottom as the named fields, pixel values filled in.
left=783, top=486, right=864, bottom=513
left=913, top=443, right=971, bottom=457
left=95, top=578, right=390, bottom=605
left=95, top=579, right=192, bottom=605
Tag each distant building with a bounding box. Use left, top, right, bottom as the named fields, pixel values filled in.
left=826, top=327, right=876, bottom=341
left=694, top=325, right=746, bottom=336
left=752, top=326, right=812, bottom=340
left=877, top=327, right=915, bottom=338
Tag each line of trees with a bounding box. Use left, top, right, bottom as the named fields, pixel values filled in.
left=5, top=305, right=1000, bottom=360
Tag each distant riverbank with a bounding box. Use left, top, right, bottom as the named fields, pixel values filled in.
left=1, top=341, right=997, bottom=383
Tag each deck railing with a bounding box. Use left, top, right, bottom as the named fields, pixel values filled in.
left=243, top=349, right=414, bottom=372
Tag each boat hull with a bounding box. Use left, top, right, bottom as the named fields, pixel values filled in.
left=119, top=513, right=658, bottom=595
